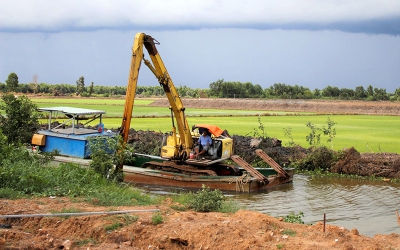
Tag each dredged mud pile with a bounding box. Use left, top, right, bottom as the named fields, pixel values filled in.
left=126, top=129, right=400, bottom=179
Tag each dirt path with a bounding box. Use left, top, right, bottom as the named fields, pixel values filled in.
left=1, top=197, right=399, bottom=250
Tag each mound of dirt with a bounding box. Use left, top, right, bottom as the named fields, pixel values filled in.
left=331, top=148, right=400, bottom=178
left=149, top=98, right=400, bottom=115
left=1, top=197, right=399, bottom=250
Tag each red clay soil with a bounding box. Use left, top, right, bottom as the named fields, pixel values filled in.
left=1, top=197, right=399, bottom=250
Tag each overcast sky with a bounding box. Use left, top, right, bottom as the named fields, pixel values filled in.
left=1, top=0, right=399, bottom=92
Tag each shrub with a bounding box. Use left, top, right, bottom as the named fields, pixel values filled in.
left=88, top=136, right=124, bottom=182
left=188, top=185, right=225, bottom=212
left=0, top=94, right=40, bottom=144
left=151, top=213, right=164, bottom=225
left=283, top=212, right=304, bottom=224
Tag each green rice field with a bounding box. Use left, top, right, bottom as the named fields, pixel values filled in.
left=32, top=98, right=400, bottom=154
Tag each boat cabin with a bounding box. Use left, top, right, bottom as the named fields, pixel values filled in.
left=32, top=107, right=116, bottom=158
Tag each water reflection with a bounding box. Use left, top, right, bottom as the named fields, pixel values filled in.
left=134, top=174, right=400, bottom=237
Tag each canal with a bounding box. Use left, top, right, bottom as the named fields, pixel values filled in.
left=231, top=174, right=400, bottom=237
left=139, top=174, right=400, bottom=237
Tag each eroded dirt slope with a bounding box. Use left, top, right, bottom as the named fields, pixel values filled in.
left=1, top=197, right=399, bottom=250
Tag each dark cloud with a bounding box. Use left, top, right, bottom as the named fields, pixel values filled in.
left=2, top=17, right=400, bottom=36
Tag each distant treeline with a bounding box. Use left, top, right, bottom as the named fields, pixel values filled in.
left=1, top=76, right=399, bottom=101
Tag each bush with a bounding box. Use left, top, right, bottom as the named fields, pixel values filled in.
left=283, top=212, right=304, bottom=224
left=0, top=94, right=40, bottom=144
left=88, top=136, right=124, bottom=182
left=188, top=185, right=225, bottom=212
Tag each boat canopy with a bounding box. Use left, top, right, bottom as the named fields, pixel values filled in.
left=38, top=106, right=106, bottom=133
left=38, top=107, right=106, bottom=116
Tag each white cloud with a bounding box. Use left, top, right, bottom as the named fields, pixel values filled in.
left=1, top=0, right=399, bottom=33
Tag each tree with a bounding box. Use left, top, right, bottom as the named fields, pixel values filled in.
left=373, top=88, right=389, bottom=101
left=32, top=74, right=39, bottom=94
left=76, top=76, right=85, bottom=96
left=366, top=85, right=374, bottom=97
left=322, top=117, right=337, bottom=149
left=5, top=72, right=19, bottom=92
left=209, top=79, right=224, bottom=97
left=394, top=87, right=400, bottom=100
left=89, top=82, right=94, bottom=97
left=305, top=122, right=321, bottom=147
left=354, top=86, right=366, bottom=100
left=0, top=94, right=40, bottom=144
left=339, top=88, right=355, bottom=100
left=313, top=88, right=321, bottom=99
left=321, top=85, right=340, bottom=98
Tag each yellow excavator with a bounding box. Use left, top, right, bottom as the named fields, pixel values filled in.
left=119, top=32, right=290, bottom=183
left=119, top=32, right=234, bottom=166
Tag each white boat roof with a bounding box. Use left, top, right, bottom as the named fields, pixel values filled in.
left=38, top=107, right=106, bottom=115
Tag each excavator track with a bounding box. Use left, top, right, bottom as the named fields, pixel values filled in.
left=255, top=149, right=290, bottom=178
left=142, top=161, right=218, bottom=176
left=230, top=155, right=268, bottom=183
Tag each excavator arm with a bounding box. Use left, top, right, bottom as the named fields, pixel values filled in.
left=120, top=33, right=193, bottom=160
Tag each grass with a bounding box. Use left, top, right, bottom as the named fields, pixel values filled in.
left=151, top=212, right=164, bottom=225
left=0, top=146, right=158, bottom=206
left=0, top=188, right=25, bottom=199
left=76, top=238, right=98, bottom=247
left=104, top=222, right=123, bottom=231
left=277, top=243, right=286, bottom=249
left=101, top=212, right=139, bottom=231
left=282, top=229, right=297, bottom=236
left=72, top=115, right=400, bottom=154
left=52, top=207, right=83, bottom=214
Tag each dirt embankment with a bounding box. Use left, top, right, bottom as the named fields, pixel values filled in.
left=149, top=98, right=400, bottom=115
left=1, top=198, right=400, bottom=250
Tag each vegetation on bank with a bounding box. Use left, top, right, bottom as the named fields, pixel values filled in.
left=0, top=140, right=241, bottom=212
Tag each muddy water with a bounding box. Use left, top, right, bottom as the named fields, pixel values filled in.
left=230, top=174, right=400, bottom=237
left=138, top=174, right=400, bottom=237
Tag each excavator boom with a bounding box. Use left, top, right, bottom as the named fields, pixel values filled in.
left=120, top=33, right=193, bottom=159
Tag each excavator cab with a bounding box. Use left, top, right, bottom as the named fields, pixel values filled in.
left=161, top=124, right=233, bottom=165
left=185, top=124, right=233, bottom=166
